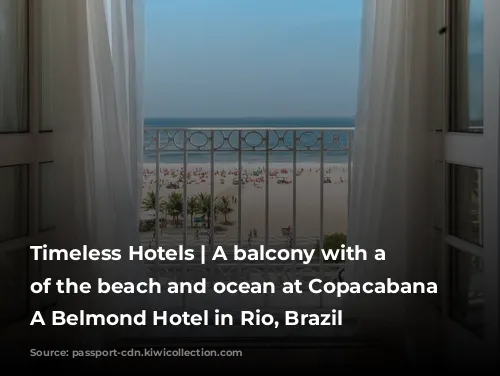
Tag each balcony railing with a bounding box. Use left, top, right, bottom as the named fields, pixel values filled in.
left=141, top=127, right=354, bottom=314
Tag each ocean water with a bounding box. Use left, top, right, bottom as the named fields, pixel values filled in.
left=143, top=117, right=355, bottom=164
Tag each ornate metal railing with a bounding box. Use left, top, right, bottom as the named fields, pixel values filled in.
left=141, top=127, right=354, bottom=312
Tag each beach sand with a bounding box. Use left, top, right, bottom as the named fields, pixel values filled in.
left=141, top=162, right=348, bottom=247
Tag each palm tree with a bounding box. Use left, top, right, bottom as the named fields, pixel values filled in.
left=141, top=191, right=158, bottom=212
left=187, top=196, right=200, bottom=227
left=217, top=195, right=234, bottom=224
left=163, top=192, right=183, bottom=228
left=197, top=192, right=219, bottom=229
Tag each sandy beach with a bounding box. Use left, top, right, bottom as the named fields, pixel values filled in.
left=141, top=162, right=348, bottom=247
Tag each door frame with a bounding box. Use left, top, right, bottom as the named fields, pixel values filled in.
left=441, top=0, right=499, bottom=364
left=0, top=0, right=54, bottom=324
left=481, top=0, right=500, bottom=347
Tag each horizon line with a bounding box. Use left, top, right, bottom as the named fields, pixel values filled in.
left=145, top=115, right=356, bottom=119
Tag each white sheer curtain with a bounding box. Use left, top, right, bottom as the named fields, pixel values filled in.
left=346, top=0, right=440, bottom=332
left=40, top=0, right=148, bottom=344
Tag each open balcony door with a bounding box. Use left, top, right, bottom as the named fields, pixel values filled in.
left=0, top=0, right=54, bottom=328
left=440, top=0, right=499, bottom=367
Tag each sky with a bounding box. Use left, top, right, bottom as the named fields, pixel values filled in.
left=144, top=0, right=483, bottom=119
left=144, top=0, right=363, bottom=118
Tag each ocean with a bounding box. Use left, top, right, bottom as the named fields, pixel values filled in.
left=143, top=117, right=355, bottom=164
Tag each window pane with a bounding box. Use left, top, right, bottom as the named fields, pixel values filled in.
left=0, top=165, right=29, bottom=242
left=0, top=247, right=28, bottom=327
left=427, top=229, right=443, bottom=310
left=450, top=0, right=483, bottom=132
left=449, top=164, right=482, bottom=246
left=450, top=247, right=484, bottom=339
left=467, top=0, right=483, bottom=128
left=39, top=3, right=53, bottom=132
left=433, top=160, right=444, bottom=230
left=40, top=162, right=55, bottom=230
left=0, top=0, right=28, bottom=133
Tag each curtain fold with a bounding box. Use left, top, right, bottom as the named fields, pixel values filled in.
left=40, top=0, right=148, bottom=345
left=346, top=0, right=440, bottom=329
